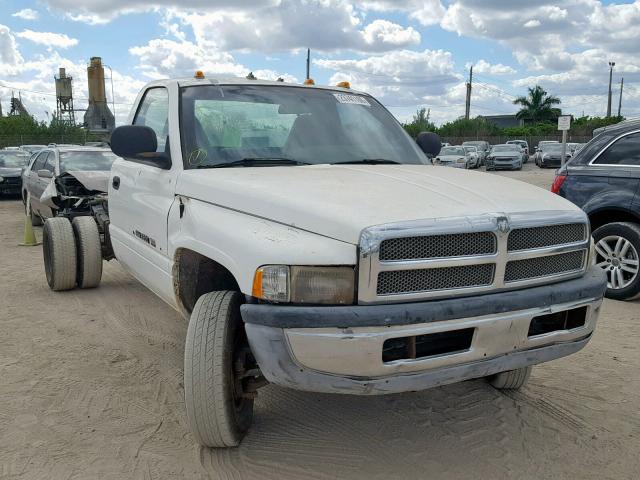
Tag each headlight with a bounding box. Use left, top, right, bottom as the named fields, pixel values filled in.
left=456, top=157, right=466, bottom=163
left=252, top=265, right=355, bottom=304
left=0, top=177, right=4, bottom=183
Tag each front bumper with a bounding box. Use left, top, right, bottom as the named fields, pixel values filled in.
left=487, top=159, right=519, bottom=169
left=0, top=177, right=21, bottom=194
left=242, top=268, right=606, bottom=395
left=541, top=157, right=561, bottom=167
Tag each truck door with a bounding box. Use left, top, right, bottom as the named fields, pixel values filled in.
left=108, top=86, right=179, bottom=304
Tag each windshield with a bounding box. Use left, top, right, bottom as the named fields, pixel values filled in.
left=179, top=85, right=427, bottom=168
left=463, top=141, right=486, bottom=150
left=0, top=152, right=29, bottom=168
left=59, top=151, right=117, bottom=172
left=440, top=147, right=465, bottom=156
left=542, top=144, right=564, bottom=152
left=491, top=145, right=519, bottom=153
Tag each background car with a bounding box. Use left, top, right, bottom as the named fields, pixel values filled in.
left=462, top=145, right=480, bottom=168
left=534, top=140, right=559, bottom=163
left=0, top=150, right=30, bottom=197
left=433, top=145, right=471, bottom=168
left=554, top=118, right=640, bottom=300
left=462, top=140, right=490, bottom=166
left=19, top=144, right=47, bottom=155
left=485, top=144, right=523, bottom=171
left=22, top=146, right=117, bottom=225
left=536, top=143, right=571, bottom=168
left=506, top=139, right=529, bottom=162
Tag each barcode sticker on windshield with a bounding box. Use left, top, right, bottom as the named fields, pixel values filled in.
left=333, top=93, right=370, bottom=106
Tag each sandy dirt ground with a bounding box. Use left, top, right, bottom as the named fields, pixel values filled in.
left=1, top=163, right=639, bottom=479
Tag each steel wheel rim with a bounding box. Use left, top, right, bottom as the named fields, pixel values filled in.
left=595, top=235, right=639, bottom=290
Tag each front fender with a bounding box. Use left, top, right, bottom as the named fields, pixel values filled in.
left=168, top=197, right=358, bottom=295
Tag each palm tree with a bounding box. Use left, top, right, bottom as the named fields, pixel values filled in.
left=513, top=86, right=561, bottom=123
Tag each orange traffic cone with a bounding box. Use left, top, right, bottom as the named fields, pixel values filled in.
left=19, top=201, right=42, bottom=247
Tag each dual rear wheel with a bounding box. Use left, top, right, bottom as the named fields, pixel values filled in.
left=43, top=216, right=103, bottom=291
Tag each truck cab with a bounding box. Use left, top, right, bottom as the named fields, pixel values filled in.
left=42, top=75, right=606, bottom=448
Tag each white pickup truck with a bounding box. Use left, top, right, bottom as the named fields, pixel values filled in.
left=41, top=75, right=606, bottom=448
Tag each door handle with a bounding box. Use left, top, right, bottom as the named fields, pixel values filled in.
left=112, top=176, right=120, bottom=190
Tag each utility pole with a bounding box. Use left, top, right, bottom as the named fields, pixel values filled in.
left=607, top=61, right=615, bottom=117
left=465, top=65, right=473, bottom=120
left=617, top=77, right=624, bottom=118
left=306, top=48, right=310, bottom=80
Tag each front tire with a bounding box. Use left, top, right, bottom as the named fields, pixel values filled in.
left=488, top=366, right=532, bottom=390
left=72, top=216, right=103, bottom=288
left=593, top=222, right=640, bottom=300
left=28, top=199, right=43, bottom=226
left=184, top=291, right=254, bottom=448
left=43, top=217, right=77, bottom=291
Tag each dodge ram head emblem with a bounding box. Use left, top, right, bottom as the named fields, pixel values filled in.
left=496, top=216, right=510, bottom=234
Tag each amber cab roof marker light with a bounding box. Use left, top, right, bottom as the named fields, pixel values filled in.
left=194, top=70, right=205, bottom=79
left=303, top=78, right=315, bottom=85
left=336, top=81, right=351, bottom=88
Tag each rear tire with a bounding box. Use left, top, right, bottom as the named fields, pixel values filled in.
left=592, top=222, right=640, bottom=300
left=488, top=366, right=532, bottom=390
left=72, top=216, right=103, bottom=288
left=184, top=291, right=254, bottom=447
left=43, top=217, right=77, bottom=291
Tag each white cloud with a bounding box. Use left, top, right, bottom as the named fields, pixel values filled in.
left=315, top=49, right=462, bottom=119
left=0, top=24, right=24, bottom=73
left=523, top=19, right=540, bottom=28
left=128, top=38, right=298, bottom=83
left=12, top=9, right=39, bottom=21
left=468, top=59, right=516, bottom=75
left=361, top=19, right=420, bottom=47
left=360, top=1, right=446, bottom=26
left=170, top=2, right=420, bottom=53
left=15, top=30, right=78, bottom=49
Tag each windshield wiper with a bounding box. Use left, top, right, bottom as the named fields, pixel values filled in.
left=332, top=158, right=400, bottom=165
left=199, top=157, right=310, bottom=169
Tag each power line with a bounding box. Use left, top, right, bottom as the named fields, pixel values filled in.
left=0, top=82, right=134, bottom=106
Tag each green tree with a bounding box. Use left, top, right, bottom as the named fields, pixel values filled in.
left=402, top=107, right=436, bottom=138
left=513, top=85, right=561, bottom=123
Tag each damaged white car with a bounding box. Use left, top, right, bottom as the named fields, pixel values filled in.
left=22, top=146, right=116, bottom=226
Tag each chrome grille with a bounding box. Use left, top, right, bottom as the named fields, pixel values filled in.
left=377, top=264, right=495, bottom=295
left=380, top=232, right=496, bottom=261
left=504, top=250, right=586, bottom=283
left=508, top=223, right=586, bottom=251
left=358, top=212, right=590, bottom=304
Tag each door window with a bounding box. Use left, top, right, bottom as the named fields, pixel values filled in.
left=43, top=152, right=56, bottom=173
left=31, top=151, right=48, bottom=171
left=594, top=132, right=640, bottom=166
left=133, top=88, right=169, bottom=152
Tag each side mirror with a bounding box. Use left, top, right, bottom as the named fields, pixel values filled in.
left=110, top=125, right=171, bottom=170
left=416, top=132, right=442, bottom=157
left=37, top=169, right=53, bottom=178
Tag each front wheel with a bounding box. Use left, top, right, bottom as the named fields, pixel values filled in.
left=593, top=222, right=640, bottom=300
left=487, top=366, right=532, bottom=390
left=184, top=291, right=254, bottom=447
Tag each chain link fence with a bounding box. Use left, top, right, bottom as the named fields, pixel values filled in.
left=440, top=135, right=593, bottom=147
left=0, top=133, right=103, bottom=149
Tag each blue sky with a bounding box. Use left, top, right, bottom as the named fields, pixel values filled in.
left=1, top=0, right=639, bottom=125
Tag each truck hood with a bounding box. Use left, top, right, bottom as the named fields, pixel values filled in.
left=176, top=164, right=580, bottom=244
